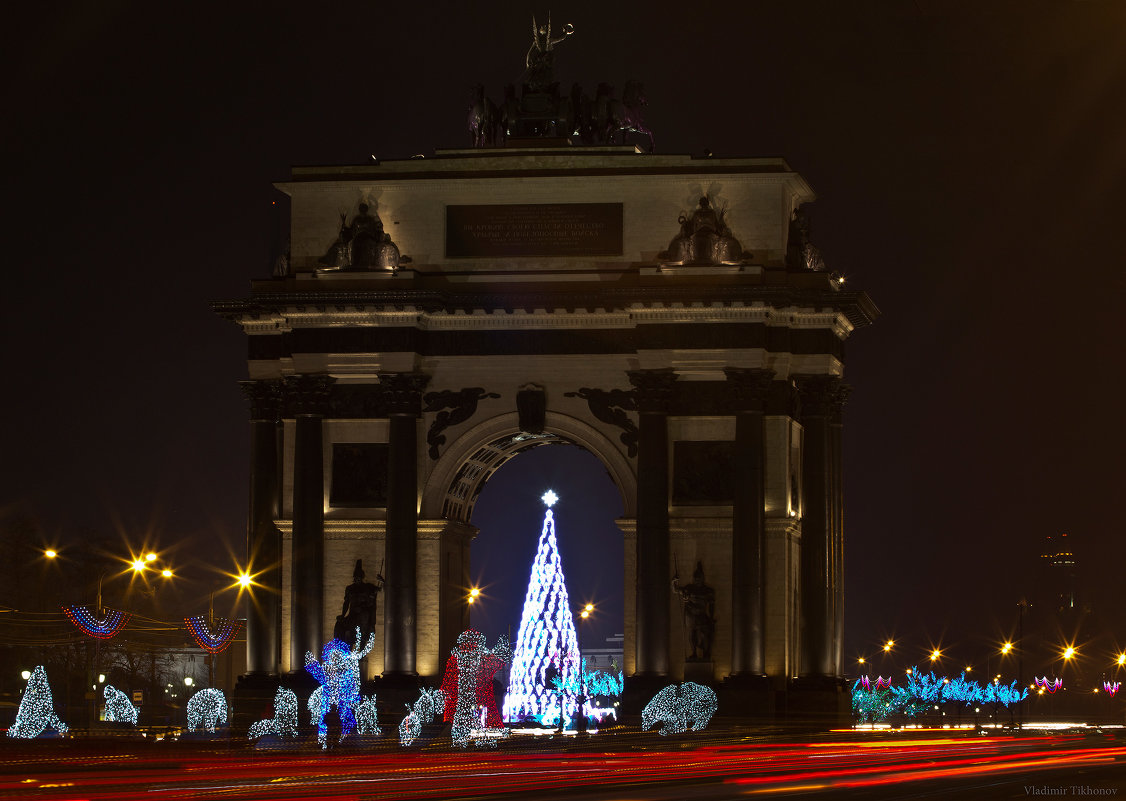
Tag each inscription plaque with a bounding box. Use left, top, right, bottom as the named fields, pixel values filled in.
left=446, top=203, right=623, bottom=258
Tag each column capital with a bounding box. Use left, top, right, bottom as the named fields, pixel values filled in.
left=723, top=367, right=776, bottom=413
left=793, top=374, right=849, bottom=418
left=379, top=372, right=431, bottom=416
left=284, top=374, right=335, bottom=417
left=627, top=368, right=679, bottom=413
left=239, top=378, right=283, bottom=422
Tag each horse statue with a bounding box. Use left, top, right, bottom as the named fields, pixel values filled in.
left=468, top=84, right=499, bottom=148
left=603, top=80, right=653, bottom=151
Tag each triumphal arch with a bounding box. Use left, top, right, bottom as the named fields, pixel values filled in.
left=215, top=30, right=876, bottom=718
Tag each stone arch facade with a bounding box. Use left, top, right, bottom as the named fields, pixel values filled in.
left=217, top=146, right=877, bottom=718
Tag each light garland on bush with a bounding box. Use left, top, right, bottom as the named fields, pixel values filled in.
left=640, top=682, right=717, bottom=735
left=248, top=687, right=299, bottom=741
left=186, top=688, right=228, bottom=733
left=8, top=666, right=67, bottom=738
left=103, top=685, right=138, bottom=725
left=852, top=668, right=1029, bottom=722
left=62, top=606, right=130, bottom=639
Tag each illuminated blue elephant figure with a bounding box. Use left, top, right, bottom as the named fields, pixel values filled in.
left=641, top=682, right=717, bottom=735
left=305, top=627, right=374, bottom=749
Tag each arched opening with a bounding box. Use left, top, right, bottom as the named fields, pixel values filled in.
left=467, top=444, right=625, bottom=671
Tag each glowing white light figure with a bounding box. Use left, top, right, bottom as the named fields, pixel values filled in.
left=641, top=682, right=717, bottom=735
left=8, top=666, right=67, bottom=738
left=248, top=687, right=299, bottom=741
left=186, top=688, right=228, bottom=733
left=103, top=685, right=139, bottom=726
left=503, top=492, right=581, bottom=725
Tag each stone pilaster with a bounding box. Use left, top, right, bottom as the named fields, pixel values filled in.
left=724, top=367, right=775, bottom=678
left=380, top=372, right=430, bottom=677
left=284, top=373, right=334, bottom=671
left=627, top=368, right=678, bottom=677
left=240, top=379, right=283, bottom=675
left=794, top=374, right=846, bottom=679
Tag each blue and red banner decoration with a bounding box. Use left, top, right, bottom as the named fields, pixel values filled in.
left=62, top=606, right=130, bottom=639
left=184, top=616, right=243, bottom=654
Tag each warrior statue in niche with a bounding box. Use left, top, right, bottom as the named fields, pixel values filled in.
left=672, top=561, right=717, bottom=661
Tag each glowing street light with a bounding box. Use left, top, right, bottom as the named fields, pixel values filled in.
left=1062, top=646, right=1077, bottom=661
left=467, top=587, right=480, bottom=605
left=1116, top=653, right=1126, bottom=668
left=43, top=549, right=57, bottom=559
left=884, top=640, right=895, bottom=653
left=930, top=649, right=942, bottom=662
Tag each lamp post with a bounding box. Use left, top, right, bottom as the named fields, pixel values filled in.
left=575, top=603, right=594, bottom=735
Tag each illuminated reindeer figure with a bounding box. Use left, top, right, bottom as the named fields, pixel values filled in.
left=399, top=687, right=445, bottom=747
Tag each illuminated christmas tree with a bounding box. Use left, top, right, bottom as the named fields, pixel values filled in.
left=503, top=490, right=581, bottom=725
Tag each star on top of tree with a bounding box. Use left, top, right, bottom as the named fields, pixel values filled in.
left=541, top=489, right=559, bottom=508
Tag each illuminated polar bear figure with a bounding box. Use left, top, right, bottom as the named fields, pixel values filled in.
left=641, top=682, right=717, bottom=736
left=248, top=687, right=299, bottom=741
left=186, top=688, right=228, bottom=733
left=103, top=684, right=139, bottom=726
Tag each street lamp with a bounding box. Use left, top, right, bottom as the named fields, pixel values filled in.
left=575, top=603, right=595, bottom=735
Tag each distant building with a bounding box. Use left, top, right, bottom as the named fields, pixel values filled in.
left=1039, top=532, right=1078, bottom=614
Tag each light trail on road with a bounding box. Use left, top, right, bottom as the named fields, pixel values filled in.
left=1, top=731, right=1123, bottom=799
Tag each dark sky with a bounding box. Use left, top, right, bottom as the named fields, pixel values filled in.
left=4, top=1, right=1126, bottom=670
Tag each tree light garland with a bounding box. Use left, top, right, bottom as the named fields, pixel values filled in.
left=852, top=668, right=1029, bottom=723
left=399, top=687, right=445, bottom=746
left=186, top=688, right=228, bottom=733
left=103, top=685, right=139, bottom=725
left=184, top=615, right=243, bottom=654
left=503, top=493, right=581, bottom=725
left=248, top=687, right=299, bottom=741
left=62, top=605, right=130, bottom=639
left=8, top=666, right=67, bottom=738
left=1105, top=682, right=1121, bottom=697
left=640, top=683, right=717, bottom=735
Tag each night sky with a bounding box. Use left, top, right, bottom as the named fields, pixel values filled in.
left=5, top=2, right=1126, bottom=670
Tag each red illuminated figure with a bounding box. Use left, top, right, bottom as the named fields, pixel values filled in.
left=439, top=629, right=512, bottom=746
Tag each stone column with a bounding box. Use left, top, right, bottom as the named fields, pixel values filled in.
left=829, top=385, right=849, bottom=676
left=380, top=372, right=430, bottom=677
left=285, top=374, right=334, bottom=670
left=239, top=379, right=282, bottom=675
left=794, top=375, right=843, bottom=679
left=724, top=368, right=775, bottom=677
left=627, top=368, right=678, bottom=677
